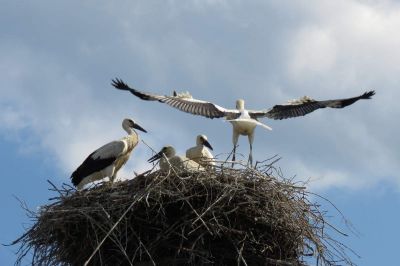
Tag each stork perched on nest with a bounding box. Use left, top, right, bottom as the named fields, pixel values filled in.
left=148, top=145, right=204, bottom=172
left=71, top=118, right=147, bottom=190
left=112, top=78, right=375, bottom=166
left=186, top=134, right=215, bottom=168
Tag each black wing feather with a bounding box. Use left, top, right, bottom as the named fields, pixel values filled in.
left=112, top=78, right=230, bottom=119
left=71, top=151, right=116, bottom=187
left=251, top=90, right=375, bottom=120
left=323, top=90, right=375, bottom=108
left=112, top=78, right=162, bottom=101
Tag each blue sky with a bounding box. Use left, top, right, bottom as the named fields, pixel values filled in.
left=1, top=1, right=399, bottom=265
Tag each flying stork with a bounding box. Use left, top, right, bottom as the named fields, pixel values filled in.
left=71, top=118, right=147, bottom=190
left=148, top=145, right=204, bottom=172
left=112, top=78, right=375, bottom=166
left=186, top=134, right=215, bottom=168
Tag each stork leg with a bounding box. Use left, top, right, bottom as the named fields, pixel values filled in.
left=107, top=167, right=117, bottom=188
left=248, top=132, right=254, bottom=167
left=232, top=130, right=239, bottom=167
left=232, top=145, right=236, bottom=167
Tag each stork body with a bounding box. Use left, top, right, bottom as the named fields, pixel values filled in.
left=71, top=118, right=147, bottom=190
left=149, top=145, right=204, bottom=172
left=112, top=78, right=375, bottom=166
left=186, top=134, right=215, bottom=168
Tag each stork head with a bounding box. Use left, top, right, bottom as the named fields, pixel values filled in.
left=196, top=134, right=213, bottom=150
left=122, top=118, right=147, bottom=134
left=236, top=99, right=245, bottom=110
left=148, top=145, right=176, bottom=163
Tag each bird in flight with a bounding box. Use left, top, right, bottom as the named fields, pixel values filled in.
left=112, top=78, right=375, bottom=166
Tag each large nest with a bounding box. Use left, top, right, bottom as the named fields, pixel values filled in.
left=13, top=160, right=355, bottom=265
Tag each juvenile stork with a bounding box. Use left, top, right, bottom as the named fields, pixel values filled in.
left=71, top=118, right=147, bottom=190
left=186, top=134, right=215, bottom=168
left=148, top=145, right=204, bottom=172
left=112, top=78, right=375, bottom=165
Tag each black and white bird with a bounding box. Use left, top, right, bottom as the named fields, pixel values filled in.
left=71, top=118, right=147, bottom=190
left=148, top=145, right=204, bottom=172
left=186, top=134, right=215, bottom=168
left=112, top=78, right=375, bottom=165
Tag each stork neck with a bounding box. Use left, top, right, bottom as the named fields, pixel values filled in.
left=126, top=128, right=137, bottom=136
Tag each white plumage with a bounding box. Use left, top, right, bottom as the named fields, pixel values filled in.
left=112, top=78, right=375, bottom=166
left=148, top=145, right=204, bottom=172
left=71, top=118, right=147, bottom=190
left=186, top=134, right=215, bottom=168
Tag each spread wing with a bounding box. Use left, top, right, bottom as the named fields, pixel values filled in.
left=112, top=78, right=239, bottom=119
left=250, top=91, right=375, bottom=120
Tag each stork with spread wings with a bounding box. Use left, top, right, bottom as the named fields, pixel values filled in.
left=112, top=78, right=375, bottom=166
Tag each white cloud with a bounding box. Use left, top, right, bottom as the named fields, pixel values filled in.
left=289, top=26, right=337, bottom=79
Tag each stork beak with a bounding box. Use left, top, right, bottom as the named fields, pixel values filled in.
left=203, top=139, right=213, bottom=151
left=133, top=123, right=147, bottom=133
left=148, top=151, right=162, bottom=163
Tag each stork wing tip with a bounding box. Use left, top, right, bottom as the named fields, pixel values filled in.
left=111, top=78, right=130, bottom=90
left=362, top=90, right=375, bottom=99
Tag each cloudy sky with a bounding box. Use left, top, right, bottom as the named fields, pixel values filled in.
left=1, top=1, right=399, bottom=265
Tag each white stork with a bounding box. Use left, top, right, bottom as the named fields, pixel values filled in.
left=148, top=145, right=204, bottom=172
left=112, top=78, right=375, bottom=165
left=71, top=118, right=147, bottom=190
left=186, top=134, right=215, bottom=168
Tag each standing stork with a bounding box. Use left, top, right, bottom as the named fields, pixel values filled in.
left=71, top=118, right=147, bottom=190
left=112, top=78, right=375, bottom=165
